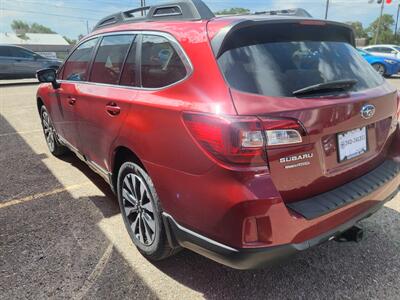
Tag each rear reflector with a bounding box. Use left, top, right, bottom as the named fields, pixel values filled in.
left=183, top=112, right=306, bottom=168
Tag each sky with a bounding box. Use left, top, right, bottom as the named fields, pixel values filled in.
left=0, top=0, right=400, bottom=40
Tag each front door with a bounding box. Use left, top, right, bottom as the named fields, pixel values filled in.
left=57, top=37, right=100, bottom=149
left=75, top=34, right=137, bottom=171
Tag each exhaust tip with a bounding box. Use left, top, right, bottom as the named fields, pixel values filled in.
left=335, top=225, right=364, bottom=243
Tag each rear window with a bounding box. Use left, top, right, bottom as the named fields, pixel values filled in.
left=218, top=23, right=384, bottom=98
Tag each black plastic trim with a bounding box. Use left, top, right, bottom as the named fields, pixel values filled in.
left=93, top=0, right=215, bottom=32
left=163, top=187, right=399, bottom=269
left=211, top=19, right=355, bottom=58
left=287, top=160, right=400, bottom=220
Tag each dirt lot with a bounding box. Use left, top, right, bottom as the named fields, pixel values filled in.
left=0, top=81, right=399, bottom=300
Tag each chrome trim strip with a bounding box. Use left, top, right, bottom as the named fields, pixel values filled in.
left=59, top=30, right=193, bottom=91
left=163, top=212, right=239, bottom=252
left=57, top=134, right=111, bottom=184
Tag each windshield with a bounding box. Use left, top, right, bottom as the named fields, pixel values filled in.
left=394, top=46, right=400, bottom=52
left=218, top=41, right=384, bottom=98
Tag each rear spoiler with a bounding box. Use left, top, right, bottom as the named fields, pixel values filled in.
left=210, top=19, right=356, bottom=58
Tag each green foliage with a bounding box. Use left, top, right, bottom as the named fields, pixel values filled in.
left=366, top=14, right=395, bottom=44
left=346, top=21, right=368, bottom=39
left=30, top=23, right=55, bottom=34
left=63, top=36, right=77, bottom=45
left=11, top=20, right=55, bottom=35
left=214, top=7, right=250, bottom=15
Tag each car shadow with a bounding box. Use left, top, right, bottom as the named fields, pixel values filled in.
left=0, top=114, right=156, bottom=299
left=2, top=108, right=399, bottom=299
left=151, top=205, right=400, bottom=299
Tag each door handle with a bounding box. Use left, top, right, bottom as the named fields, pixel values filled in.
left=106, top=102, right=121, bottom=116
left=68, top=96, right=77, bottom=105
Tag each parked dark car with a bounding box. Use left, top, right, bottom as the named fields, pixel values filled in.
left=36, top=0, right=400, bottom=269
left=0, top=45, right=62, bottom=79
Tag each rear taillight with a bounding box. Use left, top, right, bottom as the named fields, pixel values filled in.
left=183, top=112, right=305, bottom=168
left=397, top=93, right=400, bottom=124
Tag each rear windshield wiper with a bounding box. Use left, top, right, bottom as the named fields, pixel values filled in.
left=292, top=79, right=358, bottom=97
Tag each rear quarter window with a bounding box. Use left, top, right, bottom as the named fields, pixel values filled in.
left=141, top=35, right=187, bottom=88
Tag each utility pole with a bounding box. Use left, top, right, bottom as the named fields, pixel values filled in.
left=395, top=4, right=400, bottom=39
left=140, top=0, right=144, bottom=16
left=325, top=0, right=330, bottom=19
left=374, top=0, right=385, bottom=44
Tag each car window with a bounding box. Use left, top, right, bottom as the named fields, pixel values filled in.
left=0, top=47, right=12, bottom=57
left=141, top=35, right=187, bottom=88
left=218, top=24, right=383, bottom=98
left=63, top=38, right=99, bottom=82
left=378, top=47, right=393, bottom=53
left=366, top=47, right=379, bottom=52
left=10, top=48, right=35, bottom=59
left=120, top=37, right=139, bottom=87
left=90, top=35, right=135, bottom=85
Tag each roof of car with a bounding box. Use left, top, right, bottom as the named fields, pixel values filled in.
left=91, top=0, right=313, bottom=33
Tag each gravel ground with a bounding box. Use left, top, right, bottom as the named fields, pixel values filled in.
left=0, top=81, right=399, bottom=300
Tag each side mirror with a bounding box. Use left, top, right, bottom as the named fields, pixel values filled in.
left=391, top=50, right=397, bottom=54
left=36, top=68, right=60, bottom=89
left=33, top=53, right=40, bottom=60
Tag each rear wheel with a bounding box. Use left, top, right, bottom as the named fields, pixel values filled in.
left=117, top=161, right=177, bottom=260
left=40, top=106, right=68, bottom=156
left=372, top=63, right=386, bottom=76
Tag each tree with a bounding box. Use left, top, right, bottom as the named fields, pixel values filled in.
left=11, top=20, right=55, bottom=35
left=63, top=36, right=77, bottom=45
left=346, top=21, right=368, bottom=39
left=214, top=8, right=250, bottom=15
left=30, top=23, right=55, bottom=34
left=366, top=14, right=395, bottom=44
left=11, top=20, right=30, bottom=35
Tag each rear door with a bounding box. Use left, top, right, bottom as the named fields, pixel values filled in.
left=216, top=21, right=398, bottom=203
left=56, top=37, right=99, bottom=149
left=75, top=34, right=137, bottom=171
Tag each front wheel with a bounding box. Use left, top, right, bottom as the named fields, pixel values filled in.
left=40, top=105, right=68, bottom=156
left=372, top=63, right=386, bottom=76
left=117, top=161, right=177, bottom=260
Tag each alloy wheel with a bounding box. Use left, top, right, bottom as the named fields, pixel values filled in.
left=122, top=173, right=156, bottom=246
left=42, top=110, right=55, bottom=152
left=373, top=64, right=385, bottom=76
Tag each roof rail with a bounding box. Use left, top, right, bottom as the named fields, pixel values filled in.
left=254, top=8, right=312, bottom=18
left=93, top=0, right=215, bottom=32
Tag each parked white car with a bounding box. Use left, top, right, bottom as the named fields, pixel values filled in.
left=363, top=44, right=400, bottom=59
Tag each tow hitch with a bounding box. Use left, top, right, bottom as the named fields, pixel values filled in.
left=335, top=225, right=364, bottom=243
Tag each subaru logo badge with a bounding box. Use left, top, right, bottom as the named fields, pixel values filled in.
left=361, top=104, right=375, bottom=119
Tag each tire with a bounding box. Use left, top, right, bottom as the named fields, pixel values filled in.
left=40, top=105, right=68, bottom=156
left=117, top=161, right=177, bottom=260
left=372, top=63, right=386, bottom=76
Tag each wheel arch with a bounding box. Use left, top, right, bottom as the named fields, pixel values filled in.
left=37, top=97, right=44, bottom=114
left=111, top=145, right=147, bottom=192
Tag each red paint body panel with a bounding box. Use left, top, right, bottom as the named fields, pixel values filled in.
left=36, top=16, right=400, bottom=253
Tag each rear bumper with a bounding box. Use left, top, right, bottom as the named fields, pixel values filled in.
left=164, top=187, right=399, bottom=270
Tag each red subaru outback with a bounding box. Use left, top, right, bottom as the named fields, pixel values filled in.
left=36, top=0, right=400, bottom=269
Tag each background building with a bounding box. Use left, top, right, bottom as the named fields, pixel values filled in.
left=0, top=32, right=71, bottom=59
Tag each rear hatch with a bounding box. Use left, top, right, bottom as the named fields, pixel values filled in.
left=213, top=19, right=399, bottom=202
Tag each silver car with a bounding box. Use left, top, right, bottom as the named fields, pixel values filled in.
left=0, top=45, right=62, bottom=79
left=363, top=44, right=400, bottom=60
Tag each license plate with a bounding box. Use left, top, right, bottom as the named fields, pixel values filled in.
left=337, top=127, right=368, bottom=162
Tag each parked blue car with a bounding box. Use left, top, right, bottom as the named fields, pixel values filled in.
left=357, top=48, right=400, bottom=77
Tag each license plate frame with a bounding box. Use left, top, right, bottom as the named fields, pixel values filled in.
left=337, top=127, right=368, bottom=163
